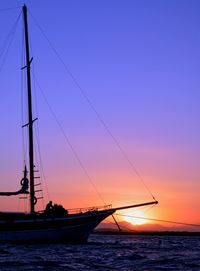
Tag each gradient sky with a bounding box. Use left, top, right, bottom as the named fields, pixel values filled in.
left=0, top=0, right=200, bottom=230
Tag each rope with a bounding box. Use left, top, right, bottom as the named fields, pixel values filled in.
left=28, top=10, right=156, bottom=201
left=30, top=48, right=50, bottom=208
left=21, top=7, right=105, bottom=207
left=115, top=214, right=200, bottom=227
left=0, top=6, right=21, bottom=12
left=0, top=11, right=21, bottom=73
left=104, top=218, right=138, bottom=232
left=21, top=13, right=28, bottom=165
left=32, top=73, right=106, bottom=205
left=20, top=13, right=29, bottom=213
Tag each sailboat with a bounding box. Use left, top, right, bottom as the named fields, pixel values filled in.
left=0, top=5, right=158, bottom=242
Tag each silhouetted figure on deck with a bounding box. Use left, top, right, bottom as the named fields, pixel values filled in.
left=45, top=201, right=53, bottom=214
left=45, top=201, right=68, bottom=217
left=53, top=203, right=68, bottom=217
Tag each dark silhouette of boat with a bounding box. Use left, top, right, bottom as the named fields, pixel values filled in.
left=0, top=5, right=158, bottom=242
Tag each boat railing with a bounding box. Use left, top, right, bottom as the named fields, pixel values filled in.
left=67, top=204, right=112, bottom=214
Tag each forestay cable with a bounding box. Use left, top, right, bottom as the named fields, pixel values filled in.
left=29, top=10, right=156, bottom=200
left=32, top=73, right=106, bottom=205
left=0, top=11, right=21, bottom=73
left=115, top=214, right=200, bottom=227
left=0, top=6, right=21, bottom=12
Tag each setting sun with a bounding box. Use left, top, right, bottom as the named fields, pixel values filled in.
left=122, top=210, right=148, bottom=225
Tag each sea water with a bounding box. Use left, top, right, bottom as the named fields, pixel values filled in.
left=0, top=234, right=199, bottom=270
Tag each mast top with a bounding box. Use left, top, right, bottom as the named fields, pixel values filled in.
left=23, top=4, right=27, bottom=11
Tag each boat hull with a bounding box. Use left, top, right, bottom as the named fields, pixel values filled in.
left=0, top=209, right=115, bottom=243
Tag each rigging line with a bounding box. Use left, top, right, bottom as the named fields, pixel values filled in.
left=115, top=214, right=200, bottom=227
left=104, top=218, right=138, bottom=232
left=112, top=214, right=122, bottom=231
left=33, top=136, right=45, bottom=210
left=34, top=125, right=50, bottom=202
left=34, top=116, right=51, bottom=200
left=0, top=11, right=22, bottom=72
left=0, top=6, right=21, bottom=11
left=137, top=203, right=156, bottom=214
left=29, top=43, right=50, bottom=204
left=29, top=10, right=156, bottom=201
left=21, top=15, right=28, bottom=164
left=33, top=110, right=50, bottom=204
left=32, top=74, right=106, bottom=205
left=0, top=11, right=21, bottom=58
left=21, top=16, right=47, bottom=210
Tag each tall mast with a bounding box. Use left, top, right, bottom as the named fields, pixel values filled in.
left=22, top=4, right=35, bottom=213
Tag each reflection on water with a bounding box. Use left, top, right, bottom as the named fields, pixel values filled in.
left=0, top=234, right=199, bottom=270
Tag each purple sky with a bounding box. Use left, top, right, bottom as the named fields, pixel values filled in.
left=0, top=0, right=200, bottom=228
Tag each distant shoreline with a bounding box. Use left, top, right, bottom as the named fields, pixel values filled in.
left=94, top=230, right=200, bottom=236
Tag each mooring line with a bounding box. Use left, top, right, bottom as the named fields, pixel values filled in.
left=115, top=214, right=200, bottom=227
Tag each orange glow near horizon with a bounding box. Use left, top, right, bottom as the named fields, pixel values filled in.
left=121, top=210, right=148, bottom=225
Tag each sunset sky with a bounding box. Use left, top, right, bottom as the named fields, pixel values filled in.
left=0, top=0, right=200, bottom=230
